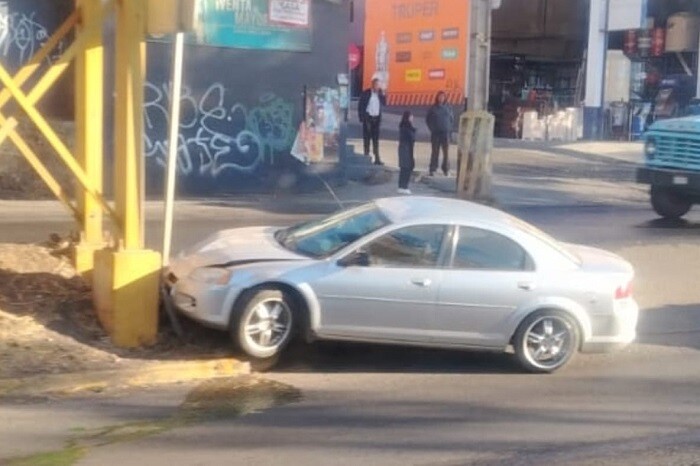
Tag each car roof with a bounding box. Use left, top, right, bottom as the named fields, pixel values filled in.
left=374, top=196, right=512, bottom=225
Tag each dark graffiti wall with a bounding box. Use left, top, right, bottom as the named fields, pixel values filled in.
left=144, top=0, right=350, bottom=195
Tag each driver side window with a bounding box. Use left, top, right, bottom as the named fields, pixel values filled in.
left=364, top=225, right=447, bottom=268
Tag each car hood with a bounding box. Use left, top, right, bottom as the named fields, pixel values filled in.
left=169, top=226, right=305, bottom=279
left=563, top=243, right=634, bottom=275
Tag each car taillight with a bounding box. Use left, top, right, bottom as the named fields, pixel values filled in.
left=615, top=282, right=633, bottom=300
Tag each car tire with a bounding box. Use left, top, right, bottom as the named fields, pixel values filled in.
left=651, top=186, right=692, bottom=219
left=513, top=310, right=580, bottom=374
left=230, top=287, right=296, bottom=364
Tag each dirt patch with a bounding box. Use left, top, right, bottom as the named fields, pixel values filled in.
left=0, top=243, right=121, bottom=379
left=0, top=242, right=234, bottom=380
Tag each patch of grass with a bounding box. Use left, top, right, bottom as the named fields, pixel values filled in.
left=7, top=446, right=85, bottom=466
left=3, top=376, right=302, bottom=465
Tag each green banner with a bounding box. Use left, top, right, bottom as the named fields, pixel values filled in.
left=191, top=0, right=312, bottom=52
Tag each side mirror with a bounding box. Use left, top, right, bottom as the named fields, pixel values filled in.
left=338, top=250, right=370, bottom=267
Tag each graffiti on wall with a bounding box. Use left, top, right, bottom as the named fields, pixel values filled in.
left=144, top=81, right=296, bottom=178
left=0, top=4, right=62, bottom=66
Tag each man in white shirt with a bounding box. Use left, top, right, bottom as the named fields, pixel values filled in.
left=358, top=78, right=387, bottom=165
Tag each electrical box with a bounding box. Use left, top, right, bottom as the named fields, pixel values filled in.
left=147, top=0, right=197, bottom=35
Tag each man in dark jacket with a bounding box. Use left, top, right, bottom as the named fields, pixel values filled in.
left=426, top=91, right=454, bottom=176
left=358, top=78, right=386, bottom=165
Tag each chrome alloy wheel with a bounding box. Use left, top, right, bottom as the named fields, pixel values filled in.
left=243, top=298, right=292, bottom=353
left=522, top=316, right=575, bottom=371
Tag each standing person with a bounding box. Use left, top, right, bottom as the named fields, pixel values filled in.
left=359, top=78, right=386, bottom=165
left=397, top=110, right=416, bottom=194
left=426, top=91, right=454, bottom=176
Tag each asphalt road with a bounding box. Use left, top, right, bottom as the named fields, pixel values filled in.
left=1, top=202, right=700, bottom=465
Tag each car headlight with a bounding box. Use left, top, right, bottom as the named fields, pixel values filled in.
left=644, top=138, right=656, bottom=158
left=188, top=267, right=232, bottom=285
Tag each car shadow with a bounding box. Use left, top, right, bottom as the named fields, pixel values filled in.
left=636, top=303, right=700, bottom=351
left=267, top=340, right=523, bottom=375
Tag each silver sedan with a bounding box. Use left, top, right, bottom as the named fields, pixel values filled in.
left=167, top=197, right=638, bottom=373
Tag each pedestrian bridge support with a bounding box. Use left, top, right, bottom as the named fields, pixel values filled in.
left=0, top=0, right=163, bottom=347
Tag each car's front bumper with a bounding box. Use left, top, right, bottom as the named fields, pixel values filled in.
left=581, top=298, right=639, bottom=353
left=166, top=273, right=240, bottom=330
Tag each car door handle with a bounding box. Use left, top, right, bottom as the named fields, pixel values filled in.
left=411, top=278, right=432, bottom=287
left=518, top=281, right=536, bottom=291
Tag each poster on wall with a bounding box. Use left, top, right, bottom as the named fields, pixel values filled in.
left=363, top=0, right=470, bottom=105
left=269, top=0, right=310, bottom=27
left=151, top=0, right=313, bottom=52
left=292, top=87, right=342, bottom=164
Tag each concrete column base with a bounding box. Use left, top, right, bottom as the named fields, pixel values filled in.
left=73, top=242, right=105, bottom=278
left=93, top=248, right=162, bottom=348
left=584, top=106, right=604, bottom=140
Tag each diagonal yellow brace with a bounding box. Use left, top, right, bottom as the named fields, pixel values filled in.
left=0, top=63, right=117, bottom=221
left=3, top=116, right=81, bottom=221
left=0, top=9, right=79, bottom=111
left=0, top=34, right=85, bottom=148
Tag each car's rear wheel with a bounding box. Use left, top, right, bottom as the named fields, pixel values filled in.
left=651, top=186, right=692, bottom=219
left=513, top=310, right=579, bottom=373
left=231, top=287, right=296, bottom=365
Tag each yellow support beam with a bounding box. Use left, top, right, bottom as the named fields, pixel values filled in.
left=114, top=0, right=147, bottom=250
left=92, top=0, right=161, bottom=348
left=74, top=0, right=106, bottom=275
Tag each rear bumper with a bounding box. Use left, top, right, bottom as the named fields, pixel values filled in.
left=636, top=166, right=700, bottom=191
left=581, top=299, right=639, bottom=353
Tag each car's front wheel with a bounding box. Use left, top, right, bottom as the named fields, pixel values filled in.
left=513, top=310, right=580, bottom=373
left=231, top=287, right=296, bottom=364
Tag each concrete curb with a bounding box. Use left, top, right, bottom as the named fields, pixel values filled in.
left=0, top=358, right=250, bottom=397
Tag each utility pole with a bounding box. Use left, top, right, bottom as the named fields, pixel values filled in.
left=467, top=0, right=495, bottom=111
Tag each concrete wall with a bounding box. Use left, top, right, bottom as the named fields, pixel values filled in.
left=492, top=0, right=588, bottom=59
left=144, top=0, right=350, bottom=195
left=493, top=0, right=588, bottom=39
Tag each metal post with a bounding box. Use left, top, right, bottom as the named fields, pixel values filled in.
left=584, top=0, right=608, bottom=139
left=162, top=32, right=185, bottom=266
left=74, top=0, right=105, bottom=274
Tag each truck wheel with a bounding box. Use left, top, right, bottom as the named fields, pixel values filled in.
left=651, top=186, right=692, bottom=219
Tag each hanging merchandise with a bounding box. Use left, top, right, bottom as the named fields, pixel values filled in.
left=637, top=28, right=651, bottom=57
left=651, top=28, right=665, bottom=56
left=665, top=13, right=700, bottom=52
left=624, top=30, right=637, bottom=56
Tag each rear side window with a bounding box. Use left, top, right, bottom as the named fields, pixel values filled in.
left=365, top=225, right=447, bottom=268
left=452, top=227, right=534, bottom=271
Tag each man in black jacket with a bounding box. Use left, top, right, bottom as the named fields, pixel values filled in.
left=358, top=78, right=386, bottom=165
left=426, top=91, right=454, bottom=176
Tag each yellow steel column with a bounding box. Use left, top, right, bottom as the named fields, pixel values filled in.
left=114, top=0, right=145, bottom=249
left=74, top=0, right=105, bottom=275
left=93, top=0, right=161, bottom=348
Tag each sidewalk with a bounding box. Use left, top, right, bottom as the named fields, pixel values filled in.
left=346, top=137, right=647, bottom=208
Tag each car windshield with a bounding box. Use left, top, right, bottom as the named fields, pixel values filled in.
left=507, top=215, right=582, bottom=265
left=275, top=203, right=391, bottom=258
